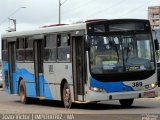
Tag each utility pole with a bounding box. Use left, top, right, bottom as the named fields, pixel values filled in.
left=59, top=0, right=61, bottom=24
left=59, top=0, right=68, bottom=24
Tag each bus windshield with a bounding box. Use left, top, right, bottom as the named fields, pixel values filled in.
left=89, top=33, right=155, bottom=74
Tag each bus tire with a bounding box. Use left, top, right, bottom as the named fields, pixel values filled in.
left=19, top=80, right=29, bottom=104
left=63, top=82, right=72, bottom=108
left=119, top=99, right=134, bottom=108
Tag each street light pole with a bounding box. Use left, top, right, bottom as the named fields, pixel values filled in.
left=59, top=0, right=68, bottom=24
left=0, top=7, right=26, bottom=32
left=59, top=0, right=61, bottom=24
left=0, top=7, right=26, bottom=26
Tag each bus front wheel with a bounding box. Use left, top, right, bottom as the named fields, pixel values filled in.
left=19, top=80, right=29, bottom=104
left=119, top=99, right=134, bottom=108
left=63, top=82, right=72, bottom=108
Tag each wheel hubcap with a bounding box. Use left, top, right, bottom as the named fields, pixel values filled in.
left=64, top=88, right=70, bottom=102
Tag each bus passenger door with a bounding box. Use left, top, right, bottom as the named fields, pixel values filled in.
left=72, top=36, right=85, bottom=102
left=8, top=42, right=16, bottom=94
left=34, top=40, right=44, bottom=97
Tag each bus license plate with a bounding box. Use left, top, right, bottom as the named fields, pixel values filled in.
left=144, top=91, right=155, bottom=97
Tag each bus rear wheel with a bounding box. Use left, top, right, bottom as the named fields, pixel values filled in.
left=119, top=99, right=134, bottom=108
left=19, top=80, right=29, bottom=104
left=63, top=82, right=72, bottom=108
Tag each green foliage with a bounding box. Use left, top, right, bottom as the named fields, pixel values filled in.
left=158, top=87, right=160, bottom=97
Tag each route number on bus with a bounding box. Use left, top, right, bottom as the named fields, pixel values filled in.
left=132, top=82, right=143, bottom=87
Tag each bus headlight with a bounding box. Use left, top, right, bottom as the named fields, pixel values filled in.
left=151, top=83, right=156, bottom=88
left=145, top=83, right=157, bottom=90
left=90, top=87, right=105, bottom=92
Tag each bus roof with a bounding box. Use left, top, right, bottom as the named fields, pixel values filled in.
left=1, top=22, right=86, bottom=38
left=1, top=19, right=150, bottom=38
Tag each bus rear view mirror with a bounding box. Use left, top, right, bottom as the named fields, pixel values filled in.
left=154, top=39, right=159, bottom=50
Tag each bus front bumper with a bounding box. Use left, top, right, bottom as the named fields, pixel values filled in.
left=86, top=86, right=158, bottom=102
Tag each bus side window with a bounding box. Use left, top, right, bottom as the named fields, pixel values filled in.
left=57, top=35, right=61, bottom=47
left=57, top=34, right=71, bottom=62
left=2, top=39, right=8, bottom=61
left=44, top=34, right=57, bottom=61
left=2, top=39, right=7, bottom=50
left=16, top=38, right=25, bottom=61
left=25, top=38, right=33, bottom=61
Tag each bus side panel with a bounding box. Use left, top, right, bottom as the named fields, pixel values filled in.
left=16, top=63, right=37, bottom=98
left=2, top=63, right=10, bottom=94
left=2, top=62, right=17, bottom=94
left=16, top=63, right=54, bottom=99
left=16, top=64, right=53, bottom=99
left=43, top=63, right=58, bottom=100
left=39, top=75, right=44, bottom=97
left=12, top=72, right=17, bottom=94
left=43, top=63, right=73, bottom=101
left=54, top=63, right=73, bottom=100
left=25, top=83, right=36, bottom=97
left=44, top=83, right=53, bottom=100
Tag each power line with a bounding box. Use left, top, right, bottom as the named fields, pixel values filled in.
left=78, top=0, right=159, bottom=21
left=61, top=0, right=68, bottom=5
left=117, top=0, right=157, bottom=18
left=0, top=7, right=26, bottom=26
left=62, top=0, right=98, bottom=18
left=63, top=0, right=93, bottom=12
left=62, top=0, right=126, bottom=23
left=83, top=0, right=127, bottom=20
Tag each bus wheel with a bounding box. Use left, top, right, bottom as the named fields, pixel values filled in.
left=119, top=99, right=134, bottom=108
left=63, top=82, right=72, bottom=108
left=19, top=80, right=29, bottom=104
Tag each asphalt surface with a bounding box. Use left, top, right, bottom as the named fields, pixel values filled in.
left=0, top=88, right=160, bottom=120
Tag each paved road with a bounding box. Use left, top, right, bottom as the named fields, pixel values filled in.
left=0, top=88, right=160, bottom=120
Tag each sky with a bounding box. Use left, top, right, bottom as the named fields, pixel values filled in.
left=0, top=0, right=160, bottom=33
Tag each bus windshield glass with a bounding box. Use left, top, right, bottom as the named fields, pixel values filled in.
left=89, top=33, right=155, bottom=74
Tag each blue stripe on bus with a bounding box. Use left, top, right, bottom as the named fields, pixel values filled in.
left=90, top=77, right=133, bottom=92
left=15, top=67, right=35, bottom=97
left=16, top=68, right=53, bottom=99
left=2, top=63, right=10, bottom=94
left=44, top=83, right=53, bottom=100
left=25, top=82, right=36, bottom=97
left=2, top=63, right=53, bottom=99
left=12, top=73, right=17, bottom=93
left=39, top=75, right=44, bottom=97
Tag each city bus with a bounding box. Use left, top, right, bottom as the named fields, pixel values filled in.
left=153, top=28, right=160, bottom=85
left=1, top=19, right=159, bottom=108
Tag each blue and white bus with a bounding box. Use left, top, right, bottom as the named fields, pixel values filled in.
left=1, top=19, right=159, bottom=108
left=154, top=28, right=160, bottom=85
